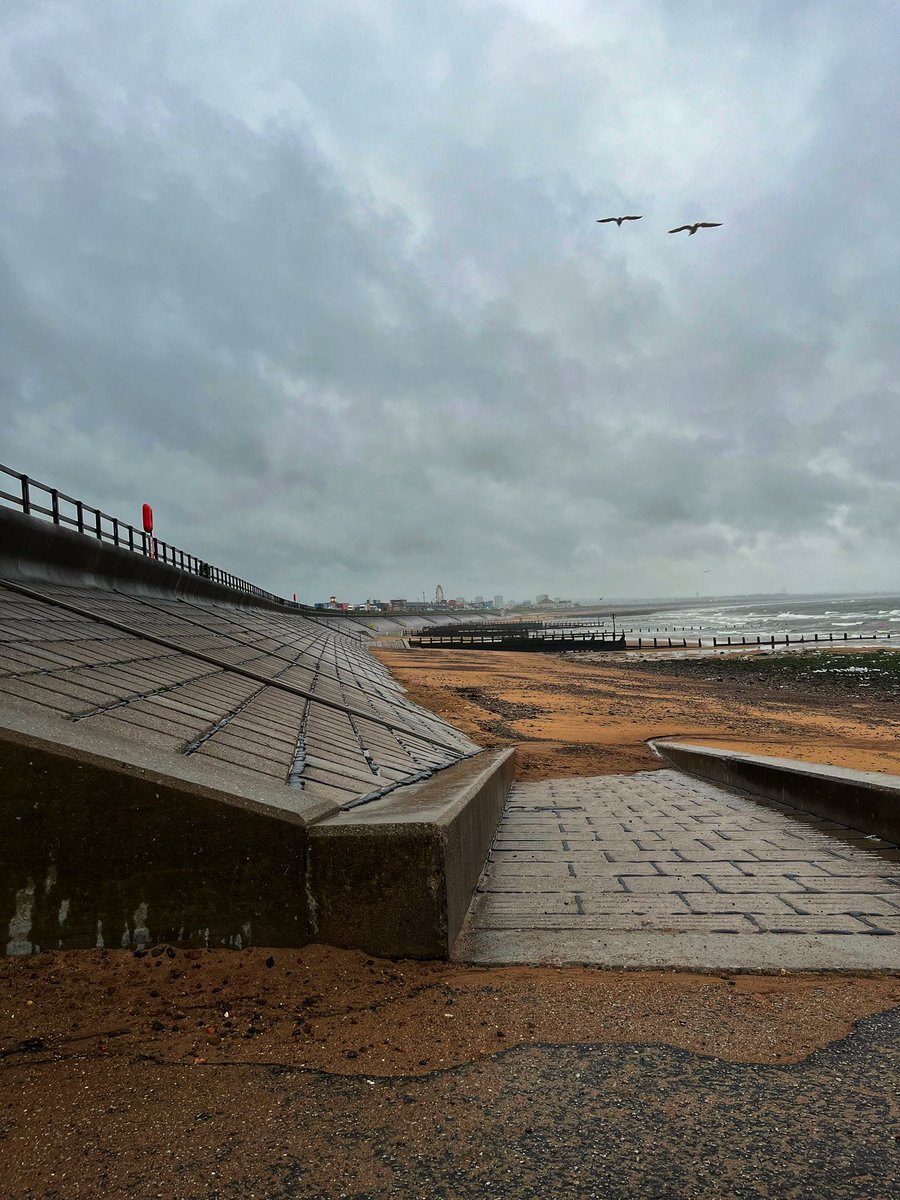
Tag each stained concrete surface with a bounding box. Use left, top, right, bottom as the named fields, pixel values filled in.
left=309, top=749, right=516, bottom=957
left=457, top=771, right=900, bottom=969
left=0, top=574, right=519, bottom=959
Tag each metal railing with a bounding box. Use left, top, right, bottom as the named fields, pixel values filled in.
left=0, top=463, right=294, bottom=606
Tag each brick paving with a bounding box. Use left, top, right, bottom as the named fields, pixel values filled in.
left=458, top=771, right=900, bottom=968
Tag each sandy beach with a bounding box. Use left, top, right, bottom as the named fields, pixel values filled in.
left=372, top=644, right=900, bottom=779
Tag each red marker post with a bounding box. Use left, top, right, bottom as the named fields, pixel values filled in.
left=142, top=503, right=156, bottom=559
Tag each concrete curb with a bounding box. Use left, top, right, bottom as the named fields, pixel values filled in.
left=307, top=748, right=517, bottom=958
left=651, top=740, right=900, bottom=844
left=452, top=928, right=900, bottom=971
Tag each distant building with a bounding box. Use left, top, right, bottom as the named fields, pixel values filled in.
left=494, top=595, right=503, bottom=610
left=389, top=599, right=407, bottom=611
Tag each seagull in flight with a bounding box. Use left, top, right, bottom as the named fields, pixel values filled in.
left=668, top=222, right=723, bottom=236
left=596, top=215, right=643, bottom=226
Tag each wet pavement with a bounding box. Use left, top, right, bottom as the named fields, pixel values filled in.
left=457, top=771, right=900, bottom=969
left=0, top=578, right=477, bottom=807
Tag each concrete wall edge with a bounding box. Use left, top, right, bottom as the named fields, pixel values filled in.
left=650, top=739, right=900, bottom=844
left=0, top=699, right=338, bottom=828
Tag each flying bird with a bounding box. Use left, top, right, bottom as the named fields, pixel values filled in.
left=668, top=222, right=723, bottom=235
left=596, top=215, right=643, bottom=226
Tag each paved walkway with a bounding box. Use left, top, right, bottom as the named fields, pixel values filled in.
left=456, top=771, right=900, bottom=970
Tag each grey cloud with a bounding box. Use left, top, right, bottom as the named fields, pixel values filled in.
left=0, top=1, right=898, bottom=601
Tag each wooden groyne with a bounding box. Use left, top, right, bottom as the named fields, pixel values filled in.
left=408, top=629, right=895, bottom=653
left=633, top=630, right=895, bottom=650
left=409, top=632, right=627, bottom=652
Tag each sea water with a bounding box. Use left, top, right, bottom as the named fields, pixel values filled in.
left=553, top=593, right=900, bottom=654
left=643, top=594, right=900, bottom=642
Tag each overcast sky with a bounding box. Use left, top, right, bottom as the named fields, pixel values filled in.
left=1, top=1, right=898, bottom=603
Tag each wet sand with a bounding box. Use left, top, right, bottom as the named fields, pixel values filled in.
left=3, top=946, right=898, bottom=1077
left=373, top=646, right=900, bottom=779
left=2, top=948, right=899, bottom=1198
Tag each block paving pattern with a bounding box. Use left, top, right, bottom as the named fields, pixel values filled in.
left=0, top=580, right=479, bottom=806
left=468, top=771, right=900, bottom=940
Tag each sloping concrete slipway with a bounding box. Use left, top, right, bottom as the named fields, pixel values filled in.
left=1, top=506, right=898, bottom=971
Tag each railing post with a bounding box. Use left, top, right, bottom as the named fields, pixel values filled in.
left=2, top=465, right=301, bottom=605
